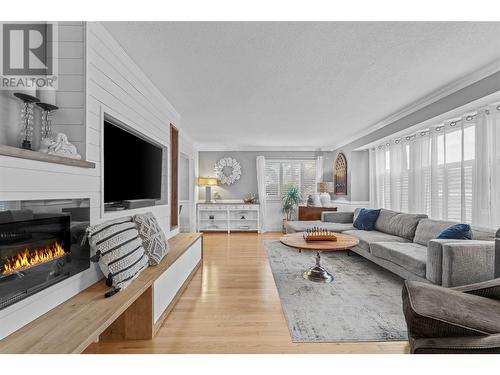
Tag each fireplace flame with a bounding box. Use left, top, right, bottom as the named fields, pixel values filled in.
left=2, top=242, right=65, bottom=275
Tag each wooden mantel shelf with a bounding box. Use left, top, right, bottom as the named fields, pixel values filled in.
left=0, top=145, right=96, bottom=168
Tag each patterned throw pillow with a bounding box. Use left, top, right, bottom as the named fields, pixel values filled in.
left=133, top=212, right=169, bottom=266
left=85, top=216, right=149, bottom=297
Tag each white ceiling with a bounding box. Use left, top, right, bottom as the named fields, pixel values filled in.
left=102, top=22, right=500, bottom=150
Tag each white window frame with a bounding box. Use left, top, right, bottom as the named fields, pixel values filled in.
left=264, top=159, right=317, bottom=201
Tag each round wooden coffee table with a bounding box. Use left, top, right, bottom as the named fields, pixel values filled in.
left=280, top=232, right=359, bottom=283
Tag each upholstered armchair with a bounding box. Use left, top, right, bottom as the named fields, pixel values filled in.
left=402, top=228, right=500, bottom=354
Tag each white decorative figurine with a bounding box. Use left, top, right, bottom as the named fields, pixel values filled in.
left=45, top=133, right=82, bottom=160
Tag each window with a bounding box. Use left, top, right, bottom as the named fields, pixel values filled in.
left=265, top=159, right=317, bottom=200
left=371, top=110, right=486, bottom=225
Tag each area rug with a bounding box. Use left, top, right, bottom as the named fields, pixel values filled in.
left=264, top=240, right=407, bottom=342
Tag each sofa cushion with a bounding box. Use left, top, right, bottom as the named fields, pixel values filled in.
left=343, top=229, right=410, bottom=251
left=414, top=219, right=459, bottom=246
left=415, top=219, right=495, bottom=246
left=353, top=208, right=380, bottom=231
left=374, top=209, right=427, bottom=240
left=370, top=242, right=427, bottom=277
left=321, top=211, right=354, bottom=223
left=286, top=220, right=354, bottom=233
left=437, top=223, right=473, bottom=240
left=402, top=280, right=500, bottom=338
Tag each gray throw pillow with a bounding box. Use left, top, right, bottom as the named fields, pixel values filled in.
left=86, top=216, right=149, bottom=296
left=133, top=212, right=169, bottom=266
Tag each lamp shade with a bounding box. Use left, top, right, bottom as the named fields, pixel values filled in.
left=198, top=177, right=219, bottom=186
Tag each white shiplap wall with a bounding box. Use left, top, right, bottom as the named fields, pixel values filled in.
left=0, top=22, right=86, bottom=157
left=0, top=22, right=198, bottom=340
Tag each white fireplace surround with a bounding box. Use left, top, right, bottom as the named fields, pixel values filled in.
left=0, top=22, right=198, bottom=340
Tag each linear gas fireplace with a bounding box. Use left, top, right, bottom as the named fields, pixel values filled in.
left=0, top=199, right=90, bottom=310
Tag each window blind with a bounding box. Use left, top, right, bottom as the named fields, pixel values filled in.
left=264, top=159, right=317, bottom=200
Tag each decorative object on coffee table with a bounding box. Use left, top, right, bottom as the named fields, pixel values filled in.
left=45, top=133, right=82, bottom=159
left=334, top=152, right=348, bottom=195
left=13, top=92, right=40, bottom=150
left=303, top=227, right=337, bottom=241
left=214, top=157, right=242, bottom=185
left=280, top=232, right=359, bottom=283
left=36, top=102, right=58, bottom=152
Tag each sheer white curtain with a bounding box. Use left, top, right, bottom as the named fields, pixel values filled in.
left=369, top=102, right=500, bottom=228
left=371, top=145, right=389, bottom=209
left=408, top=131, right=431, bottom=215
left=472, top=105, right=500, bottom=227
left=315, top=155, right=324, bottom=188
left=256, top=156, right=267, bottom=233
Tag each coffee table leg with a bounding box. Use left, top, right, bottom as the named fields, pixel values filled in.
left=303, top=251, right=334, bottom=283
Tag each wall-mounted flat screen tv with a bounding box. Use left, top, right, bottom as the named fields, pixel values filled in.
left=104, top=119, right=163, bottom=203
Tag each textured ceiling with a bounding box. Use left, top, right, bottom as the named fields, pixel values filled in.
left=102, top=22, right=500, bottom=149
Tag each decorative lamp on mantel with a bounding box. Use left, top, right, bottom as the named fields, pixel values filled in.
left=13, top=92, right=40, bottom=150
left=198, top=177, right=220, bottom=203
left=37, top=102, right=59, bottom=152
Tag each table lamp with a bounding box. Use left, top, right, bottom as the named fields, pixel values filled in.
left=198, top=177, right=220, bottom=203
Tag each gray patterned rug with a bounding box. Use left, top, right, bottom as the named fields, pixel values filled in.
left=265, top=240, right=407, bottom=342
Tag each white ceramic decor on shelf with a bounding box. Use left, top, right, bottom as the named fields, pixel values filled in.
left=320, top=192, right=333, bottom=207
left=44, top=133, right=82, bottom=160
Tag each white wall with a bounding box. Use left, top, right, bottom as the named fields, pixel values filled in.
left=0, top=22, right=198, bottom=340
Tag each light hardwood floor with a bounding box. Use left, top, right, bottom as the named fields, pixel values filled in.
left=85, top=232, right=409, bottom=354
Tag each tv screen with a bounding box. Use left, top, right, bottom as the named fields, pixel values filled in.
left=104, top=120, right=163, bottom=203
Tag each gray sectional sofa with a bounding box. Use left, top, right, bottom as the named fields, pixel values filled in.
left=285, top=209, right=496, bottom=287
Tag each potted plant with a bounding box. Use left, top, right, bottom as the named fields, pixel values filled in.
left=281, top=185, right=302, bottom=232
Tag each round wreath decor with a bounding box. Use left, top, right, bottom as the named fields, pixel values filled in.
left=214, top=157, right=242, bottom=185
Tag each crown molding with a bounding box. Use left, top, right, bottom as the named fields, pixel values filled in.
left=195, top=145, right=335, bottom=152
left=329, top=58, right=500, bottom=151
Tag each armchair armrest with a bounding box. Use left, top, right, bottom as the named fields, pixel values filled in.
left=321, top=211, right=354, bottom=223
left=427, top=240, right=495, bottom=287
left=452, top=278, right=500, bottom=300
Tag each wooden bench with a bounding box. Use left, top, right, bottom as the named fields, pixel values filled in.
left=0, top=233, right=203, bottom=354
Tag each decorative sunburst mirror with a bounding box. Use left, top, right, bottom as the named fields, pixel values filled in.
left=214, top=157, right=242, bottom=185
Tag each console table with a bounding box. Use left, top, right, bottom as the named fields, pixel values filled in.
left=197, top=203, right=260, bottom=233
left=298, top=206, right=337, bottom=221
